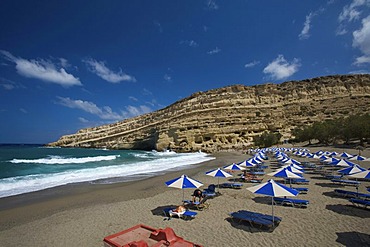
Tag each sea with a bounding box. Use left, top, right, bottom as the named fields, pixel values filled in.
left=0, top=144, right=215, bottom=199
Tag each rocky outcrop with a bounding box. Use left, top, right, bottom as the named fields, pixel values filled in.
left=48, top=74, right=370, bottom=152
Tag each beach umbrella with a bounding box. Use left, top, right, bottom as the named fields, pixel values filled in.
left=280, top=165, right=304, bottom=174
left=322, top=157, right=340, bottom=164
left=223, top=163, right=246, bottom=171
left=223, top=163, right=246, bottom=182
left=338, top=164, right=366, bottom=175
left=247, top=179, right=299, bottom=223
left=206, top=168, right=232, bottom=192
left=329, top=159, right=358, bottom=167
left=338, top=152, right=353, bottom=158
left=268, top=168, right=303, bottom=187
left=348, top=170, right=370, bottom=180
left=165, top=174, right=203, bottom=202
left=348, top=155, right=367, bottom=161
left=237, top=160, right=256, bottom=167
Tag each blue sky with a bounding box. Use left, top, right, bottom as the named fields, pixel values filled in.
left=1, top=0, right=370, bottom=144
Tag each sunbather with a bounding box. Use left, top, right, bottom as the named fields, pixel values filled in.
left=173, top=205, right=186, bottom=213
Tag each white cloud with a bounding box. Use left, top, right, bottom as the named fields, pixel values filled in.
left=164, top=74, right=172, bottom=82
left=0, top=78, right=23, bottom=90
left=349, top=69, right=370, bottom=74
left=78, top=117, right=89, bottom=123
left=154, top=21, right=163, bottom=33
left=206, top=0, right=219, bottom=10
left=337, top=0, right=370, bottom=35
left=353, top=15, right=370, bottom=64
left=57, top=97, right=123, bottom=120
left=299, top=8, right=324, bottom=40
left=263, top=55, right=301, bottom=80
left=299, top=13, right=314, bottom=40
left=84, top=58, right=136, bottom=83
left=129, top=96, right=138, bottom=102
left=142, top=88, right=153, bottom=96
left=180, top=40, right=199, bottom=47
left=207, top=47, right=221, bottom=55
left=0, top=50, right=81, bottom=87
left=244, top=60, right=260, bottom=68
left=19, top=108, right=27, bottom=114
left=338, top=0, right=369, bottom=23
left=124, top=105, right=152, bottom=117
left=57, top=97, right=152, bottom=120
left=336, top=24, right=348, bottom=35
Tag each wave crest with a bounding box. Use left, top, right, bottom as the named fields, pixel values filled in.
left=10, top=155, right=119, bottom=164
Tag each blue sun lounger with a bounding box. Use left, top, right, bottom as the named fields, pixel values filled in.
left=162, top=207, right=198, bottom=220
left=220, top=182, right=243, bottom=189
left=237, top=210, right=282, bottom=224
left=202, top=184, right=218, bottom=198
left=286, top=178, right=310, bottom=184
left=331, top=179, right=361, bottom=186
left=273, top=197, right=309, bottom=208
left=324, top=174, right=343, bottom=180
left=229, top=210, right=281, bottom=230
left=349, top=198, right=370, bottom=209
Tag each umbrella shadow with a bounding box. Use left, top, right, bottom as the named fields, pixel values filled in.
left=252, top=196, right=271, bottom=205
left=325, top=204, right=370, bottom=218
left=151, top=205, right=178, bottom=217
left=310, top=176, right=330, bottom=180
left=225, top=217, right=274, bottom=233
left=315, top=182, right=342, bottom=188
left=336, top=231, right=370, bottom=247
left=322, top=191, right=339, bottom=199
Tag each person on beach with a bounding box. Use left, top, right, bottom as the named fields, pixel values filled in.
left=192, top=189, right=204, bottom=203
left=173, top=205, right=186, bottom=213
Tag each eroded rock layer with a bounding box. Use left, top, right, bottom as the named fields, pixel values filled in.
left=48, top=74, right=370, bottom=152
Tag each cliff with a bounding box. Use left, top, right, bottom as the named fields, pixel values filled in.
left=48, top=74, right=370, bottom=152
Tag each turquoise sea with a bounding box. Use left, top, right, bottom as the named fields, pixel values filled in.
left=0, top=144, right=214, bottom=198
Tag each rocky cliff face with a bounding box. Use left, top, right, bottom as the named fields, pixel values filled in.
left=48, top=74, right=370, bottom=152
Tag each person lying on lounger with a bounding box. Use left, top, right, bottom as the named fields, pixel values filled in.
left=173, top=205, right=186, bottom=213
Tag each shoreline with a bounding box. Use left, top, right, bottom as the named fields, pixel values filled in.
left=1, top=147, right=369, bottom=246
left=0, top=151, right=249, bottom=231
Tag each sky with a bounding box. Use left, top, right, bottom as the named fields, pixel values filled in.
left=1, top=0, right=370, bottom=144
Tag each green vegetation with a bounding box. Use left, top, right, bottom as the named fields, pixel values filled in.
left=292, top=114, right=370, bottom=145
left=254, top=131, right=282, bottom=148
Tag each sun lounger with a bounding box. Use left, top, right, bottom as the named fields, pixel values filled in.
left=183, top=197, right=210, bottom=211
left=334, top=189, right=370, bottom=200
left=162, top=207, right=198, bottom=220
left=292, top=187, right=308, bottom=194
left=249, top=171, right=265, bottom=175
left=302, top=162, right=316, bottom=168
left=219, top=182, right=243, bottom=189
left=202, top=184, right=218, bottom=198
left=229, top=210, right=281, bottom=230
left=273, top=197, right=309, bottom=208
left=286, top=178, right=310, bottom=184
left=331, top=179, right=361, bottom=186
left=349, top=198, right=370, bottom=209
left=103, top=224, right=203, bottom=247
left=237, top=210, right=282, bottom=224
left=324, top=174, right=343, bottom=180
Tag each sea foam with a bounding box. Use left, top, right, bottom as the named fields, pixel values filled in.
left=0, top=151, right=214, bottom=198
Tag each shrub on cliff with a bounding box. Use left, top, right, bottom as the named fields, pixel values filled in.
left=254, top=131, right=282, bottom=148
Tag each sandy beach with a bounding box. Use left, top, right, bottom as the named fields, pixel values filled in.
left=0, top=146, right=369, bottom=246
